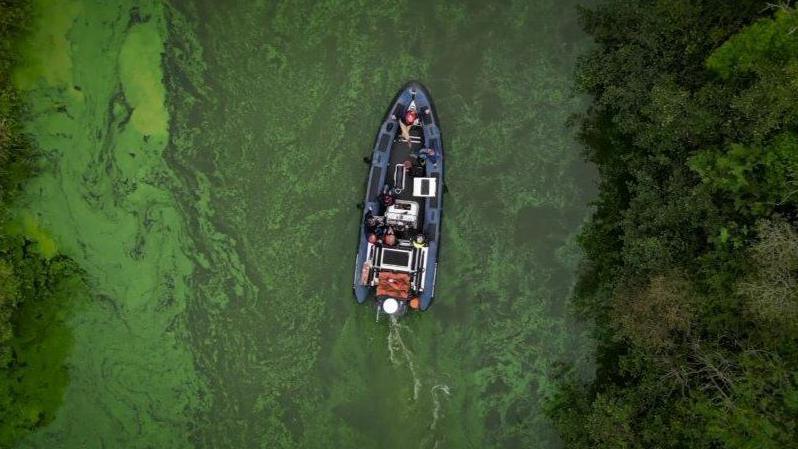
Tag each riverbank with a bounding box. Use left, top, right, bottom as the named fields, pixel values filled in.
left=0, top=1, right=80, bottom=445
left=546, top=2, right=798, bottom=447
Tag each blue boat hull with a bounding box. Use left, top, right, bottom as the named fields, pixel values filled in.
left=352, top=82, right=444, bottom=311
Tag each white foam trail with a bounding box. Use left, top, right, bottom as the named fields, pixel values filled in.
left=429, top=384, right=451, bottom=431
left=387, top=316, right=422, bottom=400
left=418, top=384, right=452, bottom=449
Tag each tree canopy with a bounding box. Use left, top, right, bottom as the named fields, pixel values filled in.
left=547, top=2, right=798, bottom=448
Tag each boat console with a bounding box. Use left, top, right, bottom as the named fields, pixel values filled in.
left=385, top=200, right=420, bottom=230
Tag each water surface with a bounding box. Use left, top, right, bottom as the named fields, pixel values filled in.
left=13, top=0, right=595, bottom=447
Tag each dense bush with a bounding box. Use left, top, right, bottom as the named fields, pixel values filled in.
left=0, top=0, right=33, bottom=362
left=547, top=2, right=798, bottom=448
left=0, top=0, right=79, bottom=445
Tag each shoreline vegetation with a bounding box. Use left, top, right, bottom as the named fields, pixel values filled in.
left=0, top=0, right=79, bottom=446
left=547, top=1, right=798, bottom=448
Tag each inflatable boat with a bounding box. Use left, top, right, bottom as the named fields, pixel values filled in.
left=353, top=82, right=444, bottom=315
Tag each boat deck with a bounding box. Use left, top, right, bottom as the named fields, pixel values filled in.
left=385, top=126, right=426, bottom=240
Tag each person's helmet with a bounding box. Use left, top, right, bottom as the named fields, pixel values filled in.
left=404, top=109, right=417, bottom=125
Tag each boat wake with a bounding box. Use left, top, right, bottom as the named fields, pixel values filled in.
left=387, top=316, right=422, bottom=400
left=386, top=317, right=453, bottom=448
left=420, top=383, right=452, bottom=449
left=429, top=384, right=451, bottom=430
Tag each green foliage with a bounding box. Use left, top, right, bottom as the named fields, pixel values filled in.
left=690, top=133, right=798, bottom=216
left=0, top=0, right=78, bottom=446
left=547, top=2, right=798, bottom=448
left=0, top=0, right=32, bottom=365
left=0, top=0, right=35, bottom=204
left=0, top=259, right=20, bottom=364
left=708, top=8, right=798, bottom=142
left=707, top=9, right=798, bottom=79
left=0, top=239, right=78, bottom=447
left=696, top=349, right=798, bottom=449
left=583, top=390, right=637, bottom=449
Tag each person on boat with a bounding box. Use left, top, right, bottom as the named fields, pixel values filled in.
left=417, top=147, right=438, bottom=166
left=364, top=209, right=378, bottom=231
left=413, top=234, right=426, bottom=249
left=367, top=233, right=378, bottom=244
left=374, top=223, right=388, bottom=240
left=384, top=227, right=396, bottom=246
left=366, top=215, right=380, bottom=230
left=404, top=109, right=417, bottom=125
left=399, top=109, right=417, bottom=146
left=378, top=185, right=395, bottom=208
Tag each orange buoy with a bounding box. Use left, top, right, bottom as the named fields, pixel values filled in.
left=409, top=297, right=420, bottom=310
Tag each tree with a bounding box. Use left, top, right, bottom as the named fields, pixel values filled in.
left=738, top=219, right=798, bottom=327
left=612, top=272, right=694, bottom=351
left=0, top=259, right=19, bottom=365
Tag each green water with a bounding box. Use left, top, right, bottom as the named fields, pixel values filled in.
left=11, top=0, right=595, bottom=447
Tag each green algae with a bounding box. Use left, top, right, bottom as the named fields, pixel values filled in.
left=119, top=22, right=169, bottom=138
left=12, top=0, right=82, bottom=91
left=10, top=1, right=206, bottom=448
left=10, top=0, right=596, bottom=447
left=5, top=213, right=58, bottom=259
left=164, top=0, right=596, bottom=448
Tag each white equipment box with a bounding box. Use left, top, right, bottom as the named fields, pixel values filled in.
left=413, top=177, right=437, bottom=198
left=385, top=200, right=420, bottom=229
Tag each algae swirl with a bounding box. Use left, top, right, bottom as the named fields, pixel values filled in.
left=12, top=1, right=204, bottom=448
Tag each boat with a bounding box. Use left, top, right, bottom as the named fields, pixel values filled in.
left=353, top=82, right=444, bottom=315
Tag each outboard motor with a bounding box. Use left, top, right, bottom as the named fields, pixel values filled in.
left=381, top=298, right=405, bottom=315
